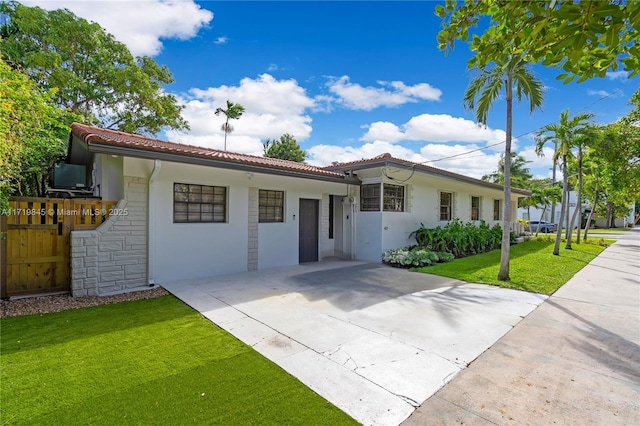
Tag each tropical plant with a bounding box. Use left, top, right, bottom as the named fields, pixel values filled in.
left=409, top=219, right=504, bottom=259
left=535, top=110, right=594, bottom=254
left=463, top=56, right=543, bottom=280
left=263, top=134, right=307, bottom=162
left=0, top=2, right=188, bottom=135
left=482, top=153, right=533, bottom=188
left=215, top=100, right=245, bottom=151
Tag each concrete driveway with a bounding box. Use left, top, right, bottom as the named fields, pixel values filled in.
left=163, top=260, right=546, bottom=425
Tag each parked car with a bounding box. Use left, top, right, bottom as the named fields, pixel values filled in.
left=527, top=221, right=558, bottom=233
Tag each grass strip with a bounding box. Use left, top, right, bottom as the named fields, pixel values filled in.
left=579, top=227, right=631, bottom=234
left=413, top=238, right=611, bottom=295
left=1, top=295, right=356, bottom=425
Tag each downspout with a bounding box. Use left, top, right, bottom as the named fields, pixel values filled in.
left=350, top=195, right=357, bottom=260
left=348, top=173, right=357, bottom=260
left=147, top=159, right=162, bottom=285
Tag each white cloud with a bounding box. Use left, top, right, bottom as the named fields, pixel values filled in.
left=361, top=114, right=508, bottom=148
left=306, top=113, right=515, bottom=177
left=214, top=36, right=228, bottom=45
left=267, top=64, right=278, bottom=71
left=25, top=0, right=213, bottom=56
left=307, top=141, right=427, bottom=166
left=606, top=71, right=629, bottom=80
left=587, top=89, right=623, bottom=98
left=166, top=74, right=315, bottom=153
left=326, top=76, right=442, bottom=110
left=307, top=140, right=504, bottom=179
left=419, top=144, right=502, bottom=179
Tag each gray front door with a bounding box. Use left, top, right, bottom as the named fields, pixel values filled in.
left=299, top=199, right=319, bottom=262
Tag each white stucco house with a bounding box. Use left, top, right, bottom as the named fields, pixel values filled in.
left=64, top=123, right=530, bottom=296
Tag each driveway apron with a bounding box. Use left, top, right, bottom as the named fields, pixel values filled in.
left=163, top=260, right=546, bottom=425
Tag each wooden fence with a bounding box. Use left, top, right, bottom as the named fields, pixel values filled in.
left=1, top=197, right=117, bottom=298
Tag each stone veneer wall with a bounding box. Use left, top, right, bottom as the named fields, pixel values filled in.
left=247, top=187, right=258, bottom=271
left=70, top=176, right=148, bottom=296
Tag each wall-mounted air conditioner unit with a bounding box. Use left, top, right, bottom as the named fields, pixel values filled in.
left=53, top=163, right=87, bottom=189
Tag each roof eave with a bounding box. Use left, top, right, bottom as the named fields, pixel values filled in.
left=328, top=159, right=531, bottom=196
left=87, top=142, right=360, bottom=185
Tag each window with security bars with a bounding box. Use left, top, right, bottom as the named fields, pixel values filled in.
left=383, top=184, right=404, bottom=212
left=360, top=184, right=380, bottom=211
left=259, top=190, right=284, bottom=222
left=174, top=183, right=226, bottom=223
left=493, top=199, right=501, bottom=220
left=471, top=196, right=480, bottom=221
left=440, top=192, right=453, bottom=221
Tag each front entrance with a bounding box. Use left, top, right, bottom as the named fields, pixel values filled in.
left=298, top=199, right=319, bottom=262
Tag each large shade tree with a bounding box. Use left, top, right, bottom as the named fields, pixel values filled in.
left=263, top=134, right=307, bottom=162
left=436, top=1, right=639, bottom=82
left=463, top=56, right=543, bottom=281
left=0, top=1, right=188, bottom=135
left=0, top=58, right=79, bottom=202
left=535, top=110, right=594, bottom=254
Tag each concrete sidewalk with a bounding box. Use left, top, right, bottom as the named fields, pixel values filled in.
left=404, top=229, right=640, bottom=425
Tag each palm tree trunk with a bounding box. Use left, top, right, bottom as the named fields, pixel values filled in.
left=553, top=156, right=569, bottom=255
left=583, top=184, right=598, bottom=242
left=550, top=143, right=557, bottom=223
left=565, top=183, right=575, bottom=249
left=536, top=205, right=548, bottom=237
left=223, top=117, right=230, bottom=151
left=572, top=151, right=583, bottom=244
left=498, top=75, right=513, bottom=281
left=564, top=188, right=571, bottom=242
left=566, top=200, right=580, bottom=249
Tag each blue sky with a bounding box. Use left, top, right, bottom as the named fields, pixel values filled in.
left=27, top=1, right=639, bottom=179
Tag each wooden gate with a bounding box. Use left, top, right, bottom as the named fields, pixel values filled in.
left=1, top=197, right=116, bottom=298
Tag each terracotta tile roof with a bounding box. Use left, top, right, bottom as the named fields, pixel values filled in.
left=325, top=152, right=531, bottom=195
left=70, top=123, right=348, bottom=180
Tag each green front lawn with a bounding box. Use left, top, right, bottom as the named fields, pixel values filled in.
left=1, top=296, right=356, bottom=425
left=413, top=238, right=611, bottom=294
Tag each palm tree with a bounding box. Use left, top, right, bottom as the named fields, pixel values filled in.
left=535, top=110, right=593, bottom=254
left=566, top=126, right=597, bottom=245
left=464, top=56, right=543, bottom=281
left=536, top=185, right=562, bottom=236
left=520, top=186, right=543, bottom=227
left=482, top=153, right=533, bottom=188
left=215, top=100, right=245, bottom=151
left=581, top=154, right=604, bottom=242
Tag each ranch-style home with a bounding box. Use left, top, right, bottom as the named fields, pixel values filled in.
left=64, top=123, right=530, bottom=296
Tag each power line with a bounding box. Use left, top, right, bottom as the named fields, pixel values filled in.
left=419, top=79, right=638, bottom=165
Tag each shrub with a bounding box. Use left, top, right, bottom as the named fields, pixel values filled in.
left=434, top=252, right=455, bottom=263
left=409, top=219, right=503, bottom=258
left=382, top=247, right=453, bottom=268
